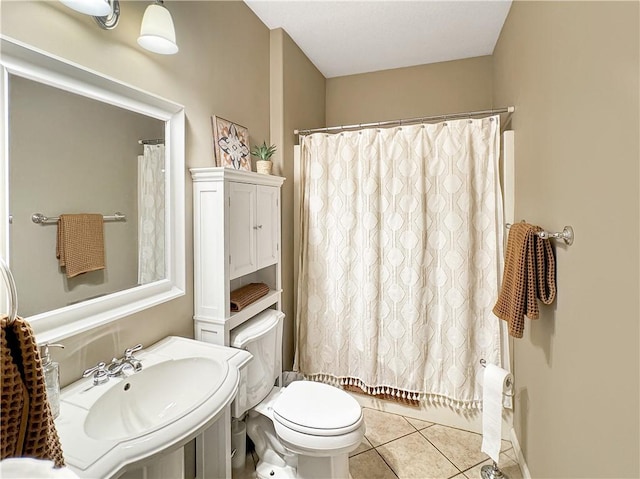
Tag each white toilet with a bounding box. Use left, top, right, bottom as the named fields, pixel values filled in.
left=230, top=309, right=365, bottom=479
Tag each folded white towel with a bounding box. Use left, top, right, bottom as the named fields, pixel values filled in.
left=0, top=458, right=79, bottom=478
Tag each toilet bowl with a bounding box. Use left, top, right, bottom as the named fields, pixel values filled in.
left=230, top=310, right=365, bottom=479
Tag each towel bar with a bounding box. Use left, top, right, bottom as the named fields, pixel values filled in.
left=506, top=222, right=574, bottom=245
left=32, top=212, right=126, bottom=225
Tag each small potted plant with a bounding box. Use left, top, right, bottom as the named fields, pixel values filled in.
left=251, top=141, right=277, bottom=175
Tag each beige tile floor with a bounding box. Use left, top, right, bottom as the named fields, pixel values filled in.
left=233, top=407, right=523, bottom=479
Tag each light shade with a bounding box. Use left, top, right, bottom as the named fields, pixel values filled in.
left=59, top=0, right=111, bottom=16
left=137, top=3, right=179, bottom=55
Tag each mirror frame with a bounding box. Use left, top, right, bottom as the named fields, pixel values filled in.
left=0, top=36, right=185, bottom=344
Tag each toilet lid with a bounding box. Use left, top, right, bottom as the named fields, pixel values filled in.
left=272, top=381, right=363, bottom=436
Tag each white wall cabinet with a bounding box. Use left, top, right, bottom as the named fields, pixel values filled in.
left=228, top=183, right=279, bottom=279
left=191, top=167, right=284, bottom=346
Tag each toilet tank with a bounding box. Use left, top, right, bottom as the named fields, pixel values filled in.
left=230, top=309, right=284, bottom=418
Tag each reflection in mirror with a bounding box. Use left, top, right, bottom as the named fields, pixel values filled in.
left=0, top=37, right=185, bottom=344
left=9, top=76, right=166, bottom=316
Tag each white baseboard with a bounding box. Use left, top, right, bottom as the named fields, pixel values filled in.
left=349, top=391, right=512, bottom=439
left=510, top=427, right=531, bottom=479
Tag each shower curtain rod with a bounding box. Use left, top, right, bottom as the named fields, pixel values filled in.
left=294, top=106, right=515, bottom=136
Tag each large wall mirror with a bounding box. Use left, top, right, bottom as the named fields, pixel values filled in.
left=0, top=37, right=185, bottom=343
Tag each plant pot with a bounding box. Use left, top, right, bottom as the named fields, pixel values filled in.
left=256, top=160, right=273, bottom=175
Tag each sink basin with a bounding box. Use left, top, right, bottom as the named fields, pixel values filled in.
left=55, top=336, right=252, bottom=479
left=84, top=357, right=224, bottom=441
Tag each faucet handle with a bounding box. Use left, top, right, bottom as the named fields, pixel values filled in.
left=124, top=344, right=143, bottom=359
left=82, top=362, right=109, bottom=385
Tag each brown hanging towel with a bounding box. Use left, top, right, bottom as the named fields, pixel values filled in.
left=1, top=315, right=65, bottom=467
left=56, top=213, right=105, bottom=278
left=493, top=222, right=556, bottom=338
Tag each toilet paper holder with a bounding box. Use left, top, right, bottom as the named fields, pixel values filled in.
left=480, top=359, right=514, bottom=397
left=480, top=359, right=514, bottom=479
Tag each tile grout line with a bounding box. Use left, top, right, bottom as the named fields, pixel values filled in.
left=363, top=415, right=436, bottom=450
left=366, top=430, right=419, bottom=449
left=364, top=417, right=443, bottom=479
left=372, top=446, right=400, bottom=478
left=418, top=429, right=465, bottom=475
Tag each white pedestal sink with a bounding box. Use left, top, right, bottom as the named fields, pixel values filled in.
left=55, top=336, right=251, bottom=479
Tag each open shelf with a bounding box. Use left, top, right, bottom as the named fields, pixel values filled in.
left=227, top=289, right=281, bottom=331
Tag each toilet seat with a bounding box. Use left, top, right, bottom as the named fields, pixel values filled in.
left=272, top=381, right=363, bottom=436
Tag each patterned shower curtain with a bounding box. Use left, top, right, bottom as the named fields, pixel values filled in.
left=295, top=116, right=504, bottom=409
left=137, top=144, right=165, bottom=284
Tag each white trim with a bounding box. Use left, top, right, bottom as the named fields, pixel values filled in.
left=510, top=427, right=532, bottom=479
left=190, top=167, right=286, bottom=187
left=351, top=392, right=513, bottom=439
left=502, top=130, right=515, bottom=227
left=0, top=36, right=185, bottom=344
left=0, top=58, right=8, bottom=317
left=500, top=130, right=515, bottom=408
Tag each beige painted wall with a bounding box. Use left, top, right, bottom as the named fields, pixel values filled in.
left=1, top=0, right=271, bottom=386
left=270, top=28, right=326, bottom=369
left=493, top=1, right=639, bottom=477
left=326, top=56, right=493, bottom=126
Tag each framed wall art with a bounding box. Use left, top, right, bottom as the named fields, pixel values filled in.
left=211, top=116, right=251, bottom=171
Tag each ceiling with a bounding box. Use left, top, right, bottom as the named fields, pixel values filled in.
left=244, top=1, right=512, bottom=78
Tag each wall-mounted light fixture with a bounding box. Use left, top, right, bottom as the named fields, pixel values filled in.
left=59, top=0, right=178, bottom=54
left=59, top=0, right=111, bottom=16
left=94, top=0, right=120, bottom=30
left=137, top=1, right=179, bottom=55
left=60, top=0, right=120, bottom=29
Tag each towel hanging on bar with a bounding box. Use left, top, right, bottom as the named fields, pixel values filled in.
left=493, top=222, right=556, bottom=338
left=56, top=214, right=105, bottom=278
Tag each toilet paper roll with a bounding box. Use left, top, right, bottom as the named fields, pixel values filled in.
left=480, top=363, right=513, bottom=463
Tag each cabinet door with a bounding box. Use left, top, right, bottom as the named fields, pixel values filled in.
left=256, top=185, right=279, bottom=269
left=229, top=182, right=256, bottom=279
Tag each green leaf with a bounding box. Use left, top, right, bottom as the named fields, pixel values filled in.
left=250, top=140, right=277, bottom=160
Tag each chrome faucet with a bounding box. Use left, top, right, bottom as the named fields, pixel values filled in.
left=107, top=344, right=144, bottom=378
left=82, top=344, right=144, bottom=385
left=82, top=362, right=109, bottom=386
left=123, top=344, right=143, bottom=372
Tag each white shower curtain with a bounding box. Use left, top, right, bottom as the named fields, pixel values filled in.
left=137, top=144, right=165, bottom=284
left=295, top=117, right=504, bottom=409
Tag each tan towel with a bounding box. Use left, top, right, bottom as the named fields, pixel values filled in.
left=1, top=315, right=65, bottom=467
left=493, top=222, right=556, bottom=338
left=230, top=283, right=270, bottom=312
left=56, top=214, right=105, bottom=278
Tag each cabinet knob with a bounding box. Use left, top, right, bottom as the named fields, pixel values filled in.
left=253, top=225, right=263, bottom=230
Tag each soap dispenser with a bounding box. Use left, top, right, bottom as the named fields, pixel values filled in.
left=40, top=343, right=64, bottom=418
